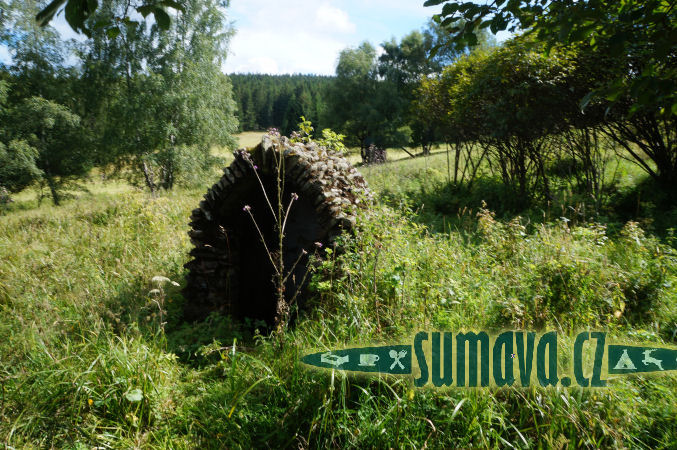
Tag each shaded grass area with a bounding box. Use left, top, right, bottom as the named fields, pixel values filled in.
left=0, top=142, right=676, bottom=447
left=365, top=150, right=677, bottom=241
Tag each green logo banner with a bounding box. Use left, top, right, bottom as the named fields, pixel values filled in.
left=301, top=331, right=677, bottom=388
left=302, top=345, right=412, bottom=374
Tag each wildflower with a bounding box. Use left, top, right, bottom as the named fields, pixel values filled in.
left=291, top=192, right=299, bottom=201
left=240, top=151, right=252, bottom=162
left=151, top=276, right=180, bottom=286
left=253, top=165, right=258, bottom=170
left=243, top=205, right=251, bottom=212
left=88, top=398, right=93, bottom=406
left=314, top=241, right=323, bottom=248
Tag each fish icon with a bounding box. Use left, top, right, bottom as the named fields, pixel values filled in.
left=321, top=352, right=349, bottom=367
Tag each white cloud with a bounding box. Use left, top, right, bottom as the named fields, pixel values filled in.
left=375, top=45, right=386, bottom=58
left=225, top=28, right=347, bottom=75
left=223, top=0, right=356, bottom=75
left=315, top=4, right=356, bottom=34
left=231, top=56, right=279, bottom=74
left=0, top=45, right=12, bottom=66
left=50, top=13, right=87, bottom=43
left=222, top=0, right=507, bottom=75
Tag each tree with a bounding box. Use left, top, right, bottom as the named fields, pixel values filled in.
left=0, top=82, right=41, bottom=196
left=228, top=74, right=332, bottom=133
left=328, top=42, right=386, bottom=159
left=428, top=37, right=579, bottom=204
left=1, top=0, right=69, bottom=102
left=329, top=23, right=497, bottom=159
left=426, top=0, right=677, bottom=118
left=421, top=17, right=496, bottom=72
left=145, top=0, right=238, bottom=190
left=35, top=0, right=185, bottom=37
left=0, top=140, right=41, bottom=196
left=9, top=97, right=91, bottom=205
left=0, top=1, right=93, bottom=204
left=82, top=0, right=238, bottom=193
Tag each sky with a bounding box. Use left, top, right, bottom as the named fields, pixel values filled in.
left=222, top=0, right=508, bottom=75
left=1, top=0, right=510, bottom=75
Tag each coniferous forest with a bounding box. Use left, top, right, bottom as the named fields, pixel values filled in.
left=230, top=74, right=333, bottom=135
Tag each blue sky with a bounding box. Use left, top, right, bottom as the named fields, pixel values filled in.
left=1, top=0, right=509, bottom=75
left=223, top=0, right=508, bottom=75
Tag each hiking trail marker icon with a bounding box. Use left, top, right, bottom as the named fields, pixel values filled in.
left=320, top=352, right=349, bottom=367
left=613, top=349, right=636, bottom=370
left=642, top=349, right=663, bottom=370
left=389, top=349, right=407, bottom=370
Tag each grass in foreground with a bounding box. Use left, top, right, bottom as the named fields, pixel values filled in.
left=0, top=141, right=676, bottom=448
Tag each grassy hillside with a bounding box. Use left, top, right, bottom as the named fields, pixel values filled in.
left=0, top=135, right=676, bottom=448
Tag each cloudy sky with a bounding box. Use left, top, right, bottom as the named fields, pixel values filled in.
left=2, top=0, right=508, bottom=75
left=222, top=0, right=453, bottom=75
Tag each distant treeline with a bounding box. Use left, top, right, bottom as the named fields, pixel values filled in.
left=229, top=21, right=496, bottom=154
left=229, top=74, right=333, bottom=135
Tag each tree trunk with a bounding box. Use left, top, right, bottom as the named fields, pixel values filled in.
left=46, top=176, right=60, bottom=206
left=142, top=160, right=157, bottom=195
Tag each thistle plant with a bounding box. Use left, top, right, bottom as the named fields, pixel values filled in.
left=148, top=275, right=179, bottom=335
left=240, top=129, right=318, bottom=339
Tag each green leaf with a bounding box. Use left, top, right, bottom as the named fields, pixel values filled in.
left=136, top=5, right=155, bottom=17
left=64, top=0, right=86, bottom=32
left=106, top=27, right=120, bottom=39
left=466, top=34, right=478, bottom=47
left=35, top=0, right=67, bottom=27
left=441, top=3, right=459, bottom=16
left=125, top=389, right=143, bottom=402
left=93, top=19, right=109, bottom=29
left=579, top=90, right=596, bottom=112
left=479, top=19, right=492, bottom=29
left=86, top=0, right=98, bottom=16
left=441, top=17, right=457, bottom=27
left=153, top=7, right=171, bottom=30
left=160, top=0, right=185, bottom=12
left=423, top=0, right=446, bottom=6
left=490, top=16, right=505, bottom=34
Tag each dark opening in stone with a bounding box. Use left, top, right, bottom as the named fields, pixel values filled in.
left=182, top=135, right=371, bottom=325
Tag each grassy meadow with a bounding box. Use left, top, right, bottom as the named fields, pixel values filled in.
left=0, top=133, right=676, bottom=448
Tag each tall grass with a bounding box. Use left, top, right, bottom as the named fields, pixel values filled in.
left=0, top=146, right=675, bottom=447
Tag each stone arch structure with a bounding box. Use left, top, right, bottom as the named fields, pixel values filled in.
left=182, top=134, right=371, bottom=324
